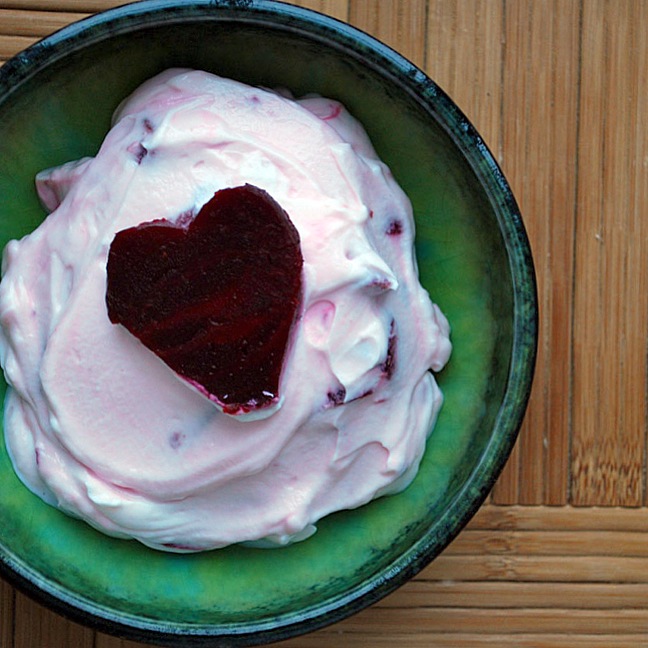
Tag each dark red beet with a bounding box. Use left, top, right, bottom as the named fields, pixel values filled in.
left=385, top=219, right=403, bottom=236
left=106, top=184, right=303, bottom=415
left=381, top=319, right=397, bottom=379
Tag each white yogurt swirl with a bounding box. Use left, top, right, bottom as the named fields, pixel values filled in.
left=0, top=70, right=451, bottom=551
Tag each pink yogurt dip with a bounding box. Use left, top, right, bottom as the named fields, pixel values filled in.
left=0, top=69, right=451, bottom=551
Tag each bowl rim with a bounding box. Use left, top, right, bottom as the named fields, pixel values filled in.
left=0, top=1, right=538, bottom=645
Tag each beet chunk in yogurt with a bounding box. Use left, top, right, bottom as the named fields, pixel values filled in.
left=106, top=184, right=303, bottom=415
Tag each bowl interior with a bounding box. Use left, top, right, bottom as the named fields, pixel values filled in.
left=0, top=2, right=536, bottom=644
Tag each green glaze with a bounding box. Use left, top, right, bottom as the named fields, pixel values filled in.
left=0, top=2, right=537, bottom=645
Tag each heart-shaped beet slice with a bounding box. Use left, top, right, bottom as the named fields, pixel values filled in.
left=106, top=184, right=303, bottom=416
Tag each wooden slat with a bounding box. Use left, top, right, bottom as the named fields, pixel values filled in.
left=469, top=504, right=648, bottom=531
left=572, top=0, right=648, bottom=506
left=348, top=0, right=428, bottom=69
left=0, top=1, right=122, bottom=10
left=13, top=592, right=94, bottom=648
left=425, top=0, right=505, bottom=157
left=0, top=9, right=87, bottom=36
left=0, top=577, right=15, bottom=648
left=0, top=33, right=36, bottom=58
left=424, top=554, right=648, bottom=583
left=446, top=529, right=648, bottom=557
left=329, top=607, right=648, bottom=634
left=95, top=634, right=156, bottom=648
left=570, top=0, right=604, bottom=505
left=491, top=0, right=580, bottom=506
left=383, top=581, right=648, bottom=610
left=272, top=636, right=648, bottom=648
left=291, top=0, right=349, bottom=22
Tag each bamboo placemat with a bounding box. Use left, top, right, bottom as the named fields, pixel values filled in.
left=1, top=1, right=648, bottom=646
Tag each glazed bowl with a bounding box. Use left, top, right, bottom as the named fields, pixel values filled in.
left=0, top=1, right=537, bottom=645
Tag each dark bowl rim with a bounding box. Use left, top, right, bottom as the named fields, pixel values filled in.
left=0, top=1, right=538, bottom=646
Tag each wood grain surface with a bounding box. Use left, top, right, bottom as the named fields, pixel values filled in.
left=1, top=1, right=648, bottom=646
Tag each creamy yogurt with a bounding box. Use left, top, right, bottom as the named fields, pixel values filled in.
left=0, top=69, right=451, bottom=551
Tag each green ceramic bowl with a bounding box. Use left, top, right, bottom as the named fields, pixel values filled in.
left=0, top=1, right=537, bottom=645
